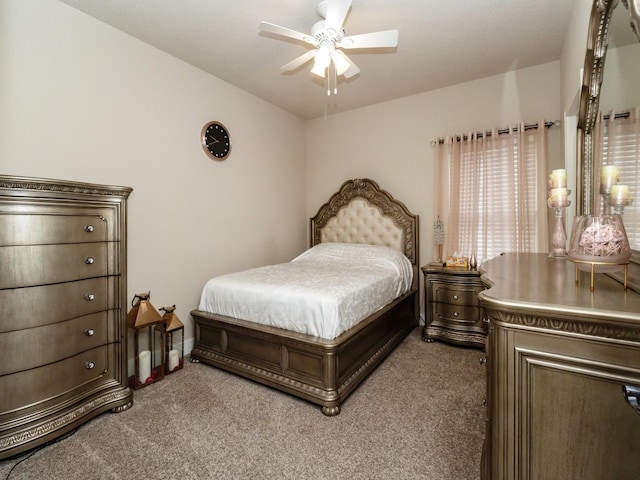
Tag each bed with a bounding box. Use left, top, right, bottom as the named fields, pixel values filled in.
left=190, top=178, right=419, bottom=415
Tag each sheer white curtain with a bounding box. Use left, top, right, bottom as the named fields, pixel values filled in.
left=434, top=120, right=549, bottom=262
left=592, top=107, right=640, bottom=244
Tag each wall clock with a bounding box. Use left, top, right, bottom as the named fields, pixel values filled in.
left=201, top=121, right=231, bottom=160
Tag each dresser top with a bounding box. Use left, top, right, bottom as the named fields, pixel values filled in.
left=479, top=253, right=640, bottom=325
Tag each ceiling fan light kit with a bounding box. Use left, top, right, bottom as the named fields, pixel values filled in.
left=259, top=0, right=398, bottom=95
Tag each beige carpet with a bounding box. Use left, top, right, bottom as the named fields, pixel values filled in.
left=0, top=329, right=486, bottom=480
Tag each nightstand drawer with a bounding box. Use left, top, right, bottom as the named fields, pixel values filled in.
left=432, top=283, right=482, bottom=306
left=0, top=243, right=116, bottom=288
left=0, top=312, right=109, bottom=376
left=434, top=302, right=482, bottom=324
left=0, top=345, right=110, bottom=415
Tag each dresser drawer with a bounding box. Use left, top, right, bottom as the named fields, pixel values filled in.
left=0, top=243, right=116, bottom=288
left=432, top=282, right=483, bottom=306
left=0, top=213, right=110, bottom=245
left=434, top=302, right=483, bottom=324
left=0, top=345, right=111, bottom=416
left=0, top=277, right=116, bottom=332
left=0, top=312, right=109, bottom=375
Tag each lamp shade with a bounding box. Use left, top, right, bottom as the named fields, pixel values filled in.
left=331, top=50, right=350, bottom=76
left=311, top=45, right=331, bottom=77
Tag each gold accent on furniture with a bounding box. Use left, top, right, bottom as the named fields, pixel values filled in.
left=479, top=253, right=640, bottom=480
left=0, top=175, right=133, bottom=459
left=422, top=263, right=486, bottom=349
left=191, top=178, right=419, bottom=416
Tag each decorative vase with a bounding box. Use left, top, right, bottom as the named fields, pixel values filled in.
left=469, top=253, right=477, bottom=270
left=568, top=214, right=631, bottom=273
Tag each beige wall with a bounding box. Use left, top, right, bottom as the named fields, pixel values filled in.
left=1, top=1, right=307, bottom=354
left=306, top=62, right=562, bottom=272
left=2, top=0, right=594, bottom=350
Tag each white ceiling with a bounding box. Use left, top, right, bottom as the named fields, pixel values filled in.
left=59, top=0, right=579, bottom=120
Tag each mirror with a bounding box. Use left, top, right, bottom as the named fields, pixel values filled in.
left=577, top=0, right=640, bottom=263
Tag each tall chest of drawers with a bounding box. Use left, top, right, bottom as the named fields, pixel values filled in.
left=0, top=175, right=133, bottom=459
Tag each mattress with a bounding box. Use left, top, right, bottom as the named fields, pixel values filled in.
left=197, top=242, right=413, bottom=339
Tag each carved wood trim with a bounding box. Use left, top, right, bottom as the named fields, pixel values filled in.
left=485, top=307, right=640, bottom=343
left=0, top=175, right=132, bottom=199
left=0, top=389, right=132, bottom=451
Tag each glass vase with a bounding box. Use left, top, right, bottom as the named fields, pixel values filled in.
left=568, top=214, right=631, bottom=273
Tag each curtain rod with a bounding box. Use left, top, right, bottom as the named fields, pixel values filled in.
left=430, top=120, right=561, bottom=146
left=603, top=111, right=630, bottom=121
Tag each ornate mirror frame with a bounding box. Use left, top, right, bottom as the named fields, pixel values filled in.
left=577, top=0, right=640, bottom=271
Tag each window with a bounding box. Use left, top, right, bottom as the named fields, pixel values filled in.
left=435, top=121, right=549, bottom=262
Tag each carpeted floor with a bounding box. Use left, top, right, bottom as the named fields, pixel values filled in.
left=0, top=329, right=486, bottom=480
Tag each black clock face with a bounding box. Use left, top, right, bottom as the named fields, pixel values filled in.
left=202, top=122, right=231, bottom=160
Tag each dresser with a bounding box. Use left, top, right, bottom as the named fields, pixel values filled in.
left=422, top=263, right=486, bottom=348
left=479, top=253, right=640, bottom=480
left=0, top=175, right=133, bottom=459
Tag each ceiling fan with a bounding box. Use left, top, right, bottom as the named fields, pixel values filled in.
left=259, top=0, right=398, bottom=94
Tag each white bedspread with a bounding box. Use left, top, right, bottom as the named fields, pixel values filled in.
left=197, top=242, right=413, bottom=340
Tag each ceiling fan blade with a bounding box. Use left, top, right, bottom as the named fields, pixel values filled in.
left=341, top=30, right=399, bottom=49
left=259, top=21, right=316, bottom=45
left=333, top=50, right=360, bottom=78
left=324, top=0, right=352, bottom=33
left=281, top=50, right=317, bottom=72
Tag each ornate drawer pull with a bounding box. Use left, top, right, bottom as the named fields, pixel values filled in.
left=453, top=311, right=459, bottom=318
left=623, top=385, right=640, bottom=415
left=453, top=294, right=459, bottom=300
left=85, top=361, right=95, bottom=370
left=85, top=257, right=95, bottom=265
left=85, top=328, right=95, bottom=337
left=85, top=293, right=95, bottom=301
left=84, top=225, right=95, bottom=233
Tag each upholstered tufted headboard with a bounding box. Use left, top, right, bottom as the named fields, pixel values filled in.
left=310, top=178, right=419, bottom=267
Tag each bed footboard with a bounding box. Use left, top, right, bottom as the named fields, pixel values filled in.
left=190, top=288, right=418, bottom=415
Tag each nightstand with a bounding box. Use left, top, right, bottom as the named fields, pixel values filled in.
left=422, top=262, right=486, bottom=349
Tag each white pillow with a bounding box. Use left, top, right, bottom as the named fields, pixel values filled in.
left=291, top=242, right=413, bottom=290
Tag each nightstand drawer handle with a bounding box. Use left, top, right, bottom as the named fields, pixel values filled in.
left=85, top=361, right=95, bottom=370
left=85, top=293, right=95, bottom=301
left=85, top=257, right=95, bottom=265
left=453, top=311, right=459, bottom=318
left=452, top=294, right=459, bottom=300
left=84, top=225, right=95, bottom=233
left=480, top=357, right=487, bottom=365
left=85, top=328, right=95, bottom=337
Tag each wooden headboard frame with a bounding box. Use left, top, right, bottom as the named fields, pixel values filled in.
left=310, top=178, right=419, bottom=268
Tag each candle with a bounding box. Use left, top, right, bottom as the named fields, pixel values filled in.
left=600, top=165, right=620, bottom=194
left=548, top=187, right=569, bottom=206
left=168, top=349, right=180, bottom=371
left=548, top=169, right=567, bottom=188
left=138, top=350, right=151, bottom=383
left=609, top=184, right=633, bottom=206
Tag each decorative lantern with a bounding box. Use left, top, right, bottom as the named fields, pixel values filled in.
left=126, top=292, right=165, bottom=389
left=159, top=305, right=184, bottom=374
